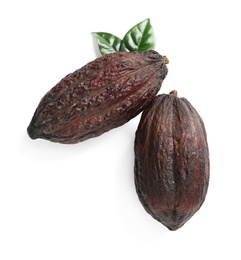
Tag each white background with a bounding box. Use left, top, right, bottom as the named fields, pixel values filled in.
left=1, top=0, right=240, bottom=259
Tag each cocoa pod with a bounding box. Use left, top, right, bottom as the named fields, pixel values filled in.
left=134, top=91, right=209, bottom=230
left=27, top=51, right=168, bottom=144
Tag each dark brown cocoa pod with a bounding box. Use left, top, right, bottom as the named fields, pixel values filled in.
left=27, top=51, right=168, bottom=144
left=134, top=91, right=209, bottom=230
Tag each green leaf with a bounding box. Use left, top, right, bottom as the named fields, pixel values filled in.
left=120, top=18, right=155, bottom=52
left=92, top=32, right=122, bottom=56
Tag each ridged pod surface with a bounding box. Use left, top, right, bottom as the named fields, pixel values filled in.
left=134, top=91, right=209, bottom=230
left=27, top=50, right=168, bottom=144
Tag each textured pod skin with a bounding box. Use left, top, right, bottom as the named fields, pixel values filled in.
left=27, top=51, right=168, bottom=144
left=134, top=92, right=209, bottom=230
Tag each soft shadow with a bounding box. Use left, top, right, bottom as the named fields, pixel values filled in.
left=19, top=130, right=110, bottom=163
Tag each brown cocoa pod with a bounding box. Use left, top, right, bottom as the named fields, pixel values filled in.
left=134, top=91, right=209, bottom=230
left=27, top=51, right=168, bottom=144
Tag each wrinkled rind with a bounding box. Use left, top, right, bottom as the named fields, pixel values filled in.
left=134, top=94, right=209, bottom=230
left=27, top=51, right=168, bottom=144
